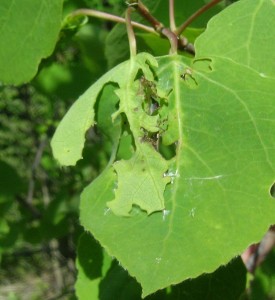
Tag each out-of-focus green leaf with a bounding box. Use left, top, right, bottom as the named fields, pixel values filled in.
left=169, top=257, right=247, bottom=300
left=136, top=28, right=204, bottom=58
left=96, top=83, right=121, bottom=145
left=0, top=161, right=24, bottom=198
left=250, top=249, right=275, bottom=300
left=34, top=23, right=108, bottom=101
left=75, top=232, right=112, bottom=300
left=0, top=219, right=9, bottom=236
left=99, top=261, right=144, bottom=300
left=62, top=14, right=88, bottom=30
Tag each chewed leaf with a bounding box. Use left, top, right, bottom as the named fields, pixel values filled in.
left=80, top=0, right=275, bottom=296
left=51, top=53, right=157, bottom=166
left=51, top=62, right=127, bottom=166
left=108, top=143, right=170, bottom=216
left=51, top=51, right=169, bottom=215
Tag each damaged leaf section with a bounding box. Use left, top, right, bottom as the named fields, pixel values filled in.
left=51, top=52, right=157, bottom=166
left=108, top=143, right=170, bottom=216
left=109, top=54, right=172, bottom=216
left=52, top=52, right=172, bottom=215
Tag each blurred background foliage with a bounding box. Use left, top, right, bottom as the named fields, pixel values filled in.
left=1, top=0, right=273, bottom=299
left=0, top=0, right=118, bottom=298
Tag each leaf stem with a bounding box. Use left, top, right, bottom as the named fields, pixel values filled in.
left=161, top=28, right=178, bottom=54
left=71, top=8, right=157, bottom=35
left=125, top=7, right=137, bottom=57
left=175, top=0, right=223, bottom=36
left=169, top=0, right=176, bottom=31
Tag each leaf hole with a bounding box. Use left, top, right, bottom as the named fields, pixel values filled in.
left=193, top=58, right=213, bottom=73
left=270, top=182, right=275, bottom=198
left=138, top=76, right=161, bottom=116
left=158, top=141, right=176, bottom=160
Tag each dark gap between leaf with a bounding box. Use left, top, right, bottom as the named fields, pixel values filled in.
left=270, top=182, right=275, bottom=198
left=159, top=141, right=176, bottom=160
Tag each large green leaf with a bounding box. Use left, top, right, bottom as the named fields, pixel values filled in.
left=77, top=247, right=246, bottom=300
left=79, top=0, right=275, bottom=296
left=0, top=0, right=63, bottom=85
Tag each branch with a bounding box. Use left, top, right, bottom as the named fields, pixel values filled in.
left=26, top=138, right=47, bottom=204
left=175, top=0, right=223, bottom=36
left=71, top=5, right=195, bottom=56
left=71, top=8, right=157, bottom=35
left=133, top=0, right=178, bottom=54
left=134, top=0, right=164, bottom=33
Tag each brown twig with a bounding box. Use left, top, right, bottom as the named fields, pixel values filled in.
left=178, top=37, right=195, bottom=55
left=26, top=138, right=47, bottom=204
left=133, top=0, right=178, bottom=54
left=71, top=4, right=195, bottom=56
left=71, top=8, right=157, bottom=35
left=175, top=0, right=223, bottom=36
left=134, top=0, right=164, bottom=33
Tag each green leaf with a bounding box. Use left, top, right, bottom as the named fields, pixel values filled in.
left=0, top=0, right=63, bottom=85
left=195, top=0, right=275, bottom=77
left=0, top=161, right=24, bottom=198
left=80, top=0, right=275, bottom=296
